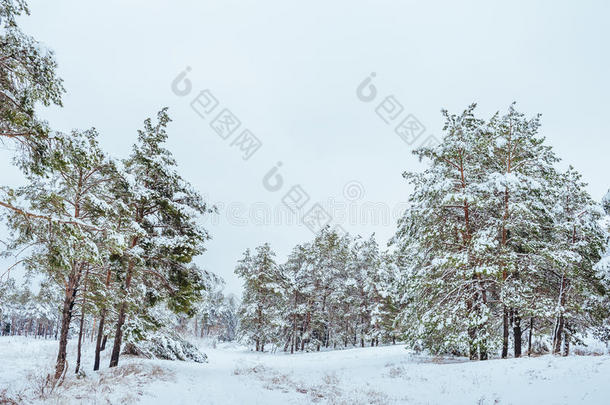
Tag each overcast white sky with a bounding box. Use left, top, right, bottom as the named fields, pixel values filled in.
left=2, top=0, right=609, bottom=295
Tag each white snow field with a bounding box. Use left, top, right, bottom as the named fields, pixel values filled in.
left=1, top=336, right=610, bottom=404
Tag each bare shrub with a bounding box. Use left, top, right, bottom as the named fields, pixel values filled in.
left=0, top=388, right=22, bottom=405
left=387, top=366, right=405, bottom=378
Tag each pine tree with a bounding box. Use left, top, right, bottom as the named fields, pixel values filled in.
left=108, top=108, right=213, bottom=367
left=394, top=104, right=494, bottom=359
left=0, top=0, right=64, bottom=175
left=598, top=190, right=610, bottom=273
left=235, top=244, right=282, bottom=351
left=309, top=227, right=351, bottom=350
left=377, top=252, right=402, bottom=344
left=546, top=168, right=606, bottom=355
left=192, top=267, right=237, bottom=341
left=484, top=104, right=559, bottom=358
left=278, top=243, right=312, bottom=353
left=393, top=104, right=609, bottom=359
left=348, top=234, right=382, bottom=347
left=6, top=129, right=119, bottom=379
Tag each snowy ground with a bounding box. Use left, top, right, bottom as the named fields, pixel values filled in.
left=1, top=336, right=610, bottom=404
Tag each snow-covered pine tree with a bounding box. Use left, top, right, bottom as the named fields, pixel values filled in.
left=603, top=191, right=610, bottom=217
left=376, top=251, right=403, bottom=344
left=277, top=243, right=313, bottom=353
left=192, top=267, right=237, bottom=341
left=309, top=227, right=351, bottom=350
left=0, top=0, right=64, bottom=176
left=235, top=244, right=282, bottom=351
left=348, top=234, right=382, bottom=347
left=598, top=190, right=610, bottom=274
left=546, top=168, right=606, bottom=355
left=394, top=104, right=609, bottom=359
left=108, top=108, right=213, bottom=367
left=289, top=240, right=320, bottom=352
left=334, top=236, right=359, bottom=349
left=593, top=190, right=610, bottom=341
left=484, top=104, right=559, bottom=358
left=394, top=104, right=494, bottom=359
left=5, top=128, right=120, bottom=379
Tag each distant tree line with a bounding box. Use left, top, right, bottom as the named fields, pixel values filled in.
left=235, top=231, right=400, bottom=353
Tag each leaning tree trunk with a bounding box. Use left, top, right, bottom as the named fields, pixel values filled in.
left=54, top=266, right=82, bottom=380
left=95, top=265, right=113, bottom=371
left=93, top=308, right=106, bottom=371
left=109, top=300, right=128, bottom=368
left=109, top=240, right=137, bottom=368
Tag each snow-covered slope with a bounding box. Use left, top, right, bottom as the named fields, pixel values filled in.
left=1, top=336, right=610, bottom=404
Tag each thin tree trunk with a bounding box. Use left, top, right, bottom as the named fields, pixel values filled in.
left=502, top=306, right=509, bottom=358
left=95, top=262, right=112, bottom=371
left=291, top=300, right=297, bottom=354
left=563, top=323, right=570, bottom=357
left=90, top=317, right=96, bottom=343
left=479, top=283, right=488, bottom=361
left=527, top=316, right=534, bottom=357
left=94, top=309, right=106, bottom=371
left=480, top=341, right=488, bottom=360
left=75, top=267, right=89, bottom=374
left=109, top=240, right=137, bottom=368
left=513, top=311, right=522, bottom=358
left=499, top=131, right=512, bottom=360
left=467, top=293, right=478, bottom=360
left=468, top=326, right=478, bottom=360
left=75, top=308, right=85, bottom=374
left=552, top=272, right=567, bottom=354
left=553, top=315, right=564, bottom=355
